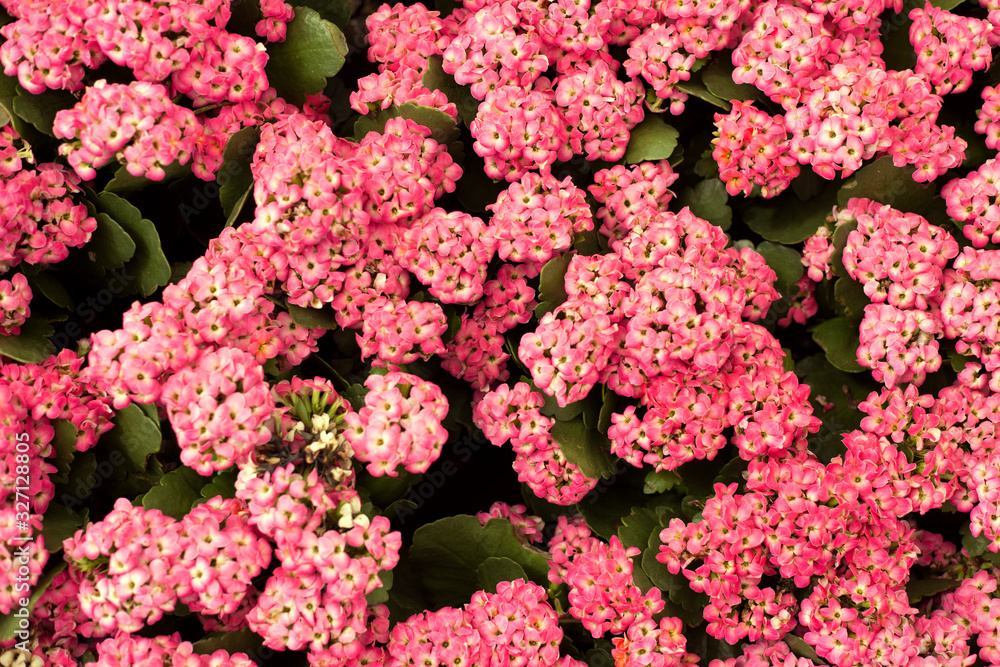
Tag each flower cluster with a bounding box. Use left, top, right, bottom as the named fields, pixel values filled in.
left=475, top=381, right=598, bottom=504
left=161, top=346, right=275, bottom=475
left=943, top=156, right=1000, bottom=248
left=588, top=161, right=679, bottom=242
left=53, top=80, right=203, bottom=181
left=977, top=84, right=1000, bottom=149
left=909, top=3, right=994, bottom=96
left=0, top=125, right=97, bottom=273
left=713, top=101, right=799, bottom=198
left=0, top=272, right=30, bottom=335
left=358, top=297, right=448, bottom=366
left=344, top=371, right=450, bottom=477
left=0, top=0, right=271, bottom=103
left=941, top=248, right=1000, bottom=393
left=63, top=497, right=271, bottom=636
left=87, top=632, right=255, bottom=667
left=476, top=501, right=545, bottom=544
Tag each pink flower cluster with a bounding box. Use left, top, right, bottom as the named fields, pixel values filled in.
left=909, top=3, right=994, bottom=96
left=358, top=297, right=448, bottom=366
left=384, top=579, right=584, bottom=667
left=53, top=80, right=203, bottom=181
left=489, top=171, right=593, bottom=263
left=713, top=101, right=799, bottom=198
left=475, top=381, right=598, bottom=504
left=941, top=248, right=1000, bottom=393
left=556, top=59, right=645, bottom=161
left=87, top=632, right=255, bottom=667
left=943, top=157, right=1000, bottom=248
left=162, top=346, right=275, bottom=475
left=0, top=125, right=97, bottom=273
left=977, top=85, right=1000, bottom=150
left=63, top=497, right=271, bottom=636
left=0, top=272, right=30, bottom=335
left=588, top=161, right=679, bottom=242
left=0, top=0, right=271, bottom=103
left=344, top=371, right=449, bottom=477
left=840, top=198, right=958, bottom=386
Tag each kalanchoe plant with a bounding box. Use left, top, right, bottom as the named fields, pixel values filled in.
left=5, top=0, right=1000, bottom=666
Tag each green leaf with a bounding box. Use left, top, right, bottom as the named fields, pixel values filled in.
left=834, top=277, right=871, bottom=328
left=12, top=88, right=77, bottom=136
left=28, top=271, right=72, bottom=310
left=192, top=629, right=264, bottom=656
left=906, top=578, right=960, bottom=604
left=409, top=515, right=550, bottom=609
left=756, top=241, right=803, bottom=292
left=219, top=127, right=260, bottom=227
left=298, top=0, right=352, bottom=29
left=796, top=353, right=874, bottom=460
left=0, top=317, right=54, bottom=363
left=675, top=79, right=729, bottom=110
left=83, top=211, right=137, bottom=275
left=837, top=155, right=936, bottom=215
left=785, top=636, right=822, bottom=663
left=422, top=55, right=480, bottom=126
left=624, top=115, right=680, bottom=164
left=744, top=184, right=839, bottom=244
left=91, top=192, right=170, bottom=296
left=0, top=562, right=66, bottom=641
left=143, top=466, right=208, bottom=520
left=104, top=160, right=192, bottom=194
left=597, top=386, right=617, bottom=434
left=830, top=218, right=858, bottom=281
left=477, top=556, right=527, bottom=593
left=678, top=180, right=732, bottom=231
left=617, top=507, right=659, bottom=551
left=355, top=103, right=460, bottom=148
left=41, top=503, right=88, bottom=554
left=366, top=568, right=394, bottom=606
left=103, top=404, right=162, bottom=472
left=644, top=470, right=680, bottom=494
left=287, top=303, right=339, bottom=329
left=265, top=7, right=349, bottom=105
left=50, top=420, right=77, bottom=485
left=199, top=469, right=239, bottom=502
left=702, top=57, right=762, bottom=105
left=812, top=317, right=865, bottom=373
left=534, top=252, right=574, bottom=318
left=550, top=417, right=615, bottom=480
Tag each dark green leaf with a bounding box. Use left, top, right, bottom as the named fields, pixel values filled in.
left=104, top=160, right=192, bottom=193
left=28, top=271, right=72, bottom=310
left=906, top=578, right=960, bottom=603
left=830, top=218, right=858, bottom=280
left=12, top=88, right=77, bottom=136
left=929, top=0, right=964, bottom=7
left=50, top=420, right=77, bottom=485
left=756, top=241, right=803, bottom=292
left=678, top=180, right=732, bottom=231
left=366, top=568, right=394, bottom=605
left=192, top=629, right=264, bottom=656
left=103, top=404, right=162, bottom=472
left=477, top=556, right=527, bottom=593
left=550, top=417, right=615, bottom=480
left=597, top=387, right=617, bottom=434
left=643, top=470, right=680, bottom=494
left=837, top=155, right=936, bottom=215
left=534, top=252, right=574, bottom=318
left=834, top=277, right=870, bottom=328
left=617, top=507, right=659, bottom=551
left=298, top=0, right=352, bottom=28
left=624, top=115, right=680, bottom=164
left=744, top=184, right=838, bottom=244
left=409, top=515, right=550, bottom=609
left=675, top=79, right=729, bottom=110
left=265, top=7, right=349, bottom=105
left=91, top=192, right=171, bottom=296
left=219, top=127, right=260, bottom=226
left=812, top=317, right=865, bottom=373
left=287, top=303, right=339, bottom=329
left=422, top=56, right=480, bottom=126
left=785, top=636, right=822, bottom=663
left=142, top=466, right=207, bottom=520
left=702, top=57, right=762, bottom=105
left=0, top=316, right=55, bottom=364
left=84, top=212, right=137, bottom=275
left=41, top=503, right=88, bottom=553
left=199, top=469, right=239, bottom=502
